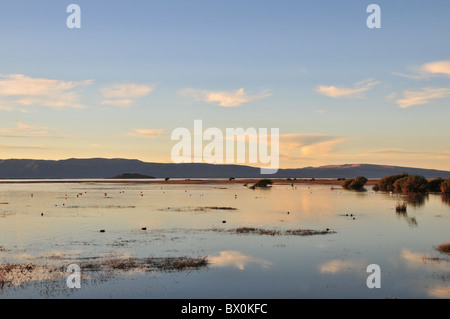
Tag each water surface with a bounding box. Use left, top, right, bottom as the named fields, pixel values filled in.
left=0, top=181, right=449, bottom=298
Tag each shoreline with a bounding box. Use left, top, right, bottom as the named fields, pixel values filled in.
left=0, top=178, right=379, bottom=185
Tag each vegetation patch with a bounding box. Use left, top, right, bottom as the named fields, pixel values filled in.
left=342, top=176, right=368, bottom=190
left=160, top=206, right=237, bottom=212
left=80, top=256, right=208, bottom=272
left=249, top=179, right=273, bottom=189
left=377, top=174, right=450, bottom=194
left=231, top=227, right=335, bottom=236
left=436, top=243, right=450, bottom=255
left=395, top=203, right=407, bottom=213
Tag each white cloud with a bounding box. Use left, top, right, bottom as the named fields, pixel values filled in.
left=128, top=128, right=164, bottom=138
left=396, top=87, right=450, bottom=108
left=0, top=74, right=92, bottom=109
left=101, top=83, right=154, bottom=99
left=100, top=83, right=154, bottom=107
left=178, top=88, right=271, bottom=107
left=316, top=79, right=380, bottom=98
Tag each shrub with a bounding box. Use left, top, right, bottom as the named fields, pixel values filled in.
left=377, top=173, right=409, bottom=192
left=393, top=176, right=407, bottom=193
left=342, top=176, right=368, bottom=190
left=427, top=178, right=444, bottom=192
left=250, top=179, right=273, bottom=189
left=399, top=175, right=428, bottom=194
left=441, top=178, right=450, bottom=194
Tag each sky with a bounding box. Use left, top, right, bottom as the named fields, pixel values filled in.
left=1, top=0, right=450, bottom=170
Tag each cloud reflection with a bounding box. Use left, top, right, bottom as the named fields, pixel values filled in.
left=319, top=260, right=361, bottom=274
left=209, top=250, right=272, bottom=270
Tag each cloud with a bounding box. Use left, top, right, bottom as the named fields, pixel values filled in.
left=101, top=99, right=135, bottom=107
left=0, top=74, right=93, bottom=109
left=279, top=133, right=348, bottom=159
left=101, top=83, right=154, bottom=99
left=178, top=88, right=271, bottom=107
left=422, top=60, right=450, bottom=76
left=396, top=87, right=450, bottom=108
left=394, top=60, right=450, bottom=79
left=360, top=148, right=450, bottom=158
left=0, top=145, right=45, bottom=150
left=316, top=79, right=380, bottom=98
left=0, top=121, right=50, bottom=137
left=128, top=128, right=164, bottom=138
left=100, top=83, right=154, bottom=107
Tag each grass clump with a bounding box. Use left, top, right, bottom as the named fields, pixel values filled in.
left=395, top=203, right=407, bottom=213
left=436, top=243, right=450, bottom=255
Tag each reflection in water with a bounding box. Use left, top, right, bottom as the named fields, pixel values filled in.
left=428, top=286, right=450, bottom=299
left=1, top=182, right=450, bottom=298
left=319, top=260, right=362, bottom=274
left=404, top=194, right=427, bottom=207
left=441, top=194, right=450, bottom=206
left=396, top=211, right=418, bottom=227
left=400, top=249, right=450, bottom=298
left=400, top=249, right=449, bottom=268
left=209, top=250, right=272, bottom=270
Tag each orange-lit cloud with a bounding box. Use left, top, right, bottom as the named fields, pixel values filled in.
left=317, top=79, right=380, bottom=98
left=128, top=128, right=164, bottom=138
left=178, top=88, right=271, bottom=107
left=396, top=87, right=450, bottom=108
left=0, top=74, right=92, bottom=109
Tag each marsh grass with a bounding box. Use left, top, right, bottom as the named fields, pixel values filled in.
left=436, top=243, right=450, bottom=255
left=232, top=227, right=334, bottom=236
left=395, top=203, right=407, bottom=213
left=160, top=206, right=237, bottom=212
left=81, top=256, right=209, bottom=273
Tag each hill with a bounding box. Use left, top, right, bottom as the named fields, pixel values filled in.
left=0, top=159, right=449, bottom=179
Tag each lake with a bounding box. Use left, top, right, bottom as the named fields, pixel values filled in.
left=0, top=181, right=449, bottom=298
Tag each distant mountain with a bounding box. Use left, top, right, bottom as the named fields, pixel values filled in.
left=0, top=158, right=449, bottom=179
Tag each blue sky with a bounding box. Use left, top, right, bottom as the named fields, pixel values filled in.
left=1, top=1, right=450, bottom=169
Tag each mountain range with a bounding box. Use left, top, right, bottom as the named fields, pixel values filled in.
left=0, top=158, right=449, bottom=179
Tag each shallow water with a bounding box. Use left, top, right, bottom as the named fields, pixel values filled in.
left=0, top=181, right=449, bottom=298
